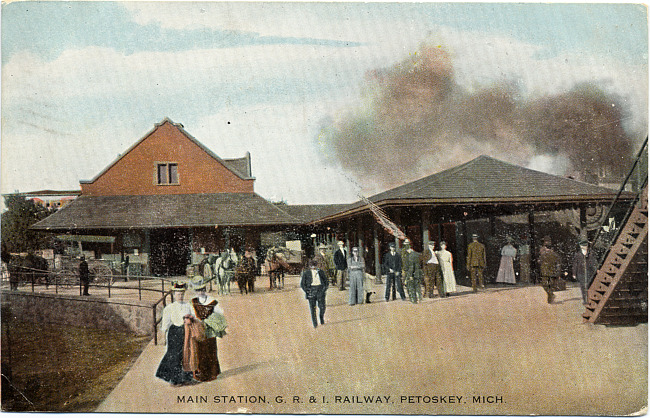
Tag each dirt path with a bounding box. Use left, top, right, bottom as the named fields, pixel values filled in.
left=96, top=276, right=647, bottom=415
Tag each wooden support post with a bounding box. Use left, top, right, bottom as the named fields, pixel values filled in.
left=528, top=210, right=536, bottom=284
left=580, top=205, right=587, bottom=234
left=374, top=224, right=381, bottom=284
left=394, top=208, right=402, bottom=249
left=422, top=210, right=430, bottom=247
left=357, top=217, right=364, bottom=253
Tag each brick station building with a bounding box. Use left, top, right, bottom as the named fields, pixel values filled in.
left=33, top=118, right=298, bottom=276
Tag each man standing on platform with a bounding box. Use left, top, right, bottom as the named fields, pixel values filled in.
left=382, top=242, right=405, bottom=301
left=333, top=240, right=348, bottom=291
left=313, top=244, right=334, bottom=284
left=79, top=255, right=90, bottom=296
left=403, top=241, right=423, bottom=303
left=466, top=233, right=486, bottom=292
left=539, top=236, right=562, bottom=304
left=421, top=240, right=445, bottom=298
left=300, top=259, right=329, bottom=328
left=572, top=239, right=597, bottom=306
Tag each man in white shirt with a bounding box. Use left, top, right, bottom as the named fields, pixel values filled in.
left=300, top=259, right=329, bottom=328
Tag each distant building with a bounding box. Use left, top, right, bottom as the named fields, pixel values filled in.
left=12, top=190, right=80, bottom=209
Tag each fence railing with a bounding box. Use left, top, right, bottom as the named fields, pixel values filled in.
left=4, top=266, right=178, bottom=344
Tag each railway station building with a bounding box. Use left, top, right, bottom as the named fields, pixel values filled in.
left=33, top=118, right=628, bottom=282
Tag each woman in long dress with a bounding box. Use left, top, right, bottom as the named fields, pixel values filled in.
left=347, top=247, right=365, bottom=305
left=189, top=277, right=227, bottom=382
left=496, top=237, right=518, bottom=285
left=436, top=241, right=457, bottom=295
left=155, top=282, right=195, bottom=386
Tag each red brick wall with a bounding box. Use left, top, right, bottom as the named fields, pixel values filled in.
left=81, top=121, right=254, bottom=196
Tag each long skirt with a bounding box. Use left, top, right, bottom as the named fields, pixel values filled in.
left=156, top=325, right=194, bottom=385
left=193, top=337, right=221, bottom=382
left=496, top=255, right=516, bottom=284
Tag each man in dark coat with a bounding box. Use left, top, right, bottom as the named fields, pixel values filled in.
left=382, top=242, right=405, bottom=301
left=421, top=240, right=445, bottom=298
left=79, top=255, right=90, bottom=296
left=300, top=258, right=329, bottom=328
left=539, top=236, right=561, bottom=304
left=403, top=242, right=423, bottom=304
left=572, top=239, right=597, bottom=305
left=466, top=233, right=486, bottom=292
left=333, top=240, right=348, bottom=291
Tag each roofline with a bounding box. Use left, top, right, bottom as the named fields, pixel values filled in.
left=311, top=193, right=635, bottom=224
left=364, top=155, right=622, bottom=203
left=33, top=221, right=300, bottom=231
left=80, top=118, right=255, bottom=184
left=3, top=190, right=81, bottom=197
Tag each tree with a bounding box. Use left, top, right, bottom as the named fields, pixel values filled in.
left=1, top=195, right=54, bottom=254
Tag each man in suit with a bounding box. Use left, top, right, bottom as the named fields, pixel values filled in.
left=79, top=255, right=90, bottom=296
left=421, top=240, right=445, bottom=298
left=466, top=233, right=486, bottom=292
left=382, top=242, right=405, bottom=301
left=572, top=239, right=597, bottom=306
left=333, top=240, right=348, bottom=291
left=403, top=241, right=423, bottom=304
left=300, top=258, right=329, bottom=328
left=540, top=236, right=562, bottom=304
left=312, top=244, right=334, bottom=284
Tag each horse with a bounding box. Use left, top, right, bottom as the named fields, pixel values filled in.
left=214, top=250, right=237, bottom=295
left=264, top=249, right=290, bottom=290
left=235, top=253, right=258, bottom=294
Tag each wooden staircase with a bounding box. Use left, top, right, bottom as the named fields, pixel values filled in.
left=583, top=186, right=648, bottom=325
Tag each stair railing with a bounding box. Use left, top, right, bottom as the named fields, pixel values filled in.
left=588, top=136, right=648, bottom=286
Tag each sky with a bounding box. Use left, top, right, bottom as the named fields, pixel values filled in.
left=1, top=1, right=648, bottom=205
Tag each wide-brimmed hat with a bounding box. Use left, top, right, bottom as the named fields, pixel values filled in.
left=388, top=242, right=396, bottom=248
left=191, top=276, right=208, bottom=291
left=471, top=233, right=479, bottom=238
left=171, top=281, right=187, bottom=291
left=579, top=239, right=589, bottom=246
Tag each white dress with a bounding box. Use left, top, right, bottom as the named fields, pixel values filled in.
left=496, top=244, right=517, bottom=284
left=436, top=250, right=457, bottom=293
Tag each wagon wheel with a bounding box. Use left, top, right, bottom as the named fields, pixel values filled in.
left=90, top=264, right=114, bottom=285
left=55, top=268, right=78, bottom=288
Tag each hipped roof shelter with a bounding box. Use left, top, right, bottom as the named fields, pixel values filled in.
left=313, top=155, right=629, bottom=224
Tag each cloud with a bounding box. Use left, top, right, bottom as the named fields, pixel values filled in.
left=193, top=101, right=360, bottom=204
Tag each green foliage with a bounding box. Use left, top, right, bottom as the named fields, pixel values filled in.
left=1, top=195, right=54, bottom=254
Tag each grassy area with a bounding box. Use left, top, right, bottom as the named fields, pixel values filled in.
left=1, top=315, right=150, bottom=412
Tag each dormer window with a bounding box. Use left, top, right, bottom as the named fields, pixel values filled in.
left=156, top=162, right=179, bottom=185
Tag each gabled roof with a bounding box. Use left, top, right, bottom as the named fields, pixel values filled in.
left=80, top=118, right=254, bottom=184
left=32, top=193, right=298, bottom=230
left=313, top=155, right=624, bottom=222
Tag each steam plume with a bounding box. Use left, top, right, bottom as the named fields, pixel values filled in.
left=318, top=44, right=639, bottom=191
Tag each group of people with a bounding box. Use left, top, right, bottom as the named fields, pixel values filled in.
left=156, top=277, right=228, bottom=386
left=299, top=238, right=461, bottom=327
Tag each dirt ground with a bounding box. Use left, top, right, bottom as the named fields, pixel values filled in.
left=94, top=275, right=647, bottom=415
left=1, top=316, right=150, bottom=412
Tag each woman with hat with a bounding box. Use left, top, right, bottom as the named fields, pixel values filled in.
left=188, top=276, right=227, bottom=382
left=347, top=247, right=366, bottom=305
left=496, top=236, right=517, bottom=285
left=155, top=281, right=196, bottom=386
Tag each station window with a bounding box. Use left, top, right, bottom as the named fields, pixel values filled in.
left=156, top=163, right=179, bottom=185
